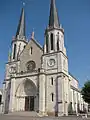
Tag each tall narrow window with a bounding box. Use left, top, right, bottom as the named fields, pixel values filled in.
left=52, top=93, right=54, bottom=102
left=0, top=95, right=2, bottom=104
left=46, top=44, right=48, bottom=53
left=24, top=45, right=26, bottom=49
left=46, top=33, right=48, bottom=53
left=57, top=40, right=59, bottom=51
left=57, top=32, right=59, bottom=51
left=31, top=47, right=33, bottom=54
left=51, top=33, right=54, bottom=50
left=13, top=44, right=16, bottom=59
left=51, top=77, right=53, bottom=85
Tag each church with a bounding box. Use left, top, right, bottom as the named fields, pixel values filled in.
left=2, top=0, right=88, bottom=116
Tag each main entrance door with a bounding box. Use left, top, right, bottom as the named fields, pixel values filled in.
left=30, top=96, right=34, bottom=111
left=25, top=97, right=29, bottom=111
left=25, top=96, right=34, bottom=111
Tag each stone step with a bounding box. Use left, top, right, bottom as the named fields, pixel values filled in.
left=7, top=111, right=38, bottom=117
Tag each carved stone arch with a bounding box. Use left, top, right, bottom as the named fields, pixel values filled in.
left=15, top=78, right=37, bottom=97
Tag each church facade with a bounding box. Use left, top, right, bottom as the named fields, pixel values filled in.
left=2, top=0, right=88, bottom=116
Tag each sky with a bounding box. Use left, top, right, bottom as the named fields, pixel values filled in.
left=0, top=0, right=90, bottom=88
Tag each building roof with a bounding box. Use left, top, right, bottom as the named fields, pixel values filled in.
left=70, top=85, right=81, bottom=93
left=69, top=72, right=79, bottom=82
left=30, top=38, right=43, bottom=51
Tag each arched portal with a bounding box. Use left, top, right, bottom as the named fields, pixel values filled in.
left=15, top=79, right=38, bottom=112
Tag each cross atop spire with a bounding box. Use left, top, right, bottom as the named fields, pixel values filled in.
left=49, top=0, right=60, bottom=29
left=15, top=8, right=26, bottom=39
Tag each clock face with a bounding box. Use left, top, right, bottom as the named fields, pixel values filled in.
left=48, top=59, right=55, bottom=67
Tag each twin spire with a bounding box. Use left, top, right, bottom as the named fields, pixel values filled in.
left=15, top=8, right=25, bottom=39
left=49, top=0, right=60, bottom=28
left=15, top=0, right=60, bottom=39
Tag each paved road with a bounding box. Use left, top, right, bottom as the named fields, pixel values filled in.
left=0, top=114, right=89, bottom=120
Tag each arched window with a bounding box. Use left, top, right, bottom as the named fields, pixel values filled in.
left=57, top=32, right=59, bottom=51
left=29, top=47, right=33, bottom=55
left=24, top=45, right=26, bottom=49
left=57, top=40, right=59, bottom=51
left=51, top=93, right=54, bottom=102
left=0, top=95, right=2, bottom=104
left=13, top=44, right=16, bottom=59
left=46, top=34, right=48, bottom=53
left=51, top=77, right=53, bottom=85
left=51, top=33, right=54, bottom=50
left=31, top=47, right=33, bottom=54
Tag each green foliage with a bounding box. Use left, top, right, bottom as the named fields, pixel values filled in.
left=81, top=81, right=90, bottom=104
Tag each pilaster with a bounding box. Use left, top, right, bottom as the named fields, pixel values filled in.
left=38, top=69, right=46, bottom=116
left=48, top=34, right=51, bottom=53
left=2, top=82, right=6, bottom=113
left=9, top=77, right=16, bottom=112
left=57, top=75, right=64, bottom=116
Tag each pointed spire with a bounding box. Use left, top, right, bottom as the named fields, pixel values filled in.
left=16, top=8, right=26, bottom=39
left=49, top=0, right=60, bottom=28
left=31, top=29, right=35, bottom=39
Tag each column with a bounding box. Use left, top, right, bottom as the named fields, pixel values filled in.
left=16, top=97, right=19, bottom=111
left=4, top=81, right=10, bottom=113
left=44, top=44, right=47, bottom=54
left=9, top=77, right=16, bottom=112
left=38, top=69, right=46, bottom=116
left=45, top=76, right=48, bottom=114
left=72, top=89, right=74, bottom=111
left=44, top=36, right=47, bottom=54
left=57, top=75, right=64, bottom=116
left=48, top=34, right=51, bottom=53
left=63, top=76, right=68, bottom=116
left=75, top=103, right=78, bottom=114
left=2, top=82, right=6, bottom=113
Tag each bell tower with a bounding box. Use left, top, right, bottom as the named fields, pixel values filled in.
left=44, top=0, right=66, bottom=55
left=41, top=0, right=69, bottom=116
left=43, top=0, right=68, bottom=74
left=11, top=8, right=27, bottom=61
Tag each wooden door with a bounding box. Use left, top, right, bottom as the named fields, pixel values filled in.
left=25, top=97, right=29, bottom=111
left=30, top=96, right=34, bottom=111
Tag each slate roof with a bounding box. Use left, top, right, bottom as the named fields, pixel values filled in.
left=49, top=0, right=60, bottom=28
left=16, top=8, right=26, bottom=38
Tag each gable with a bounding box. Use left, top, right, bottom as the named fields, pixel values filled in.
left=19, top=39, right=43, bottom=72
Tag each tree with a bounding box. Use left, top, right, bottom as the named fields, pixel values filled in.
left=81, top=81, right=90, bottom=104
